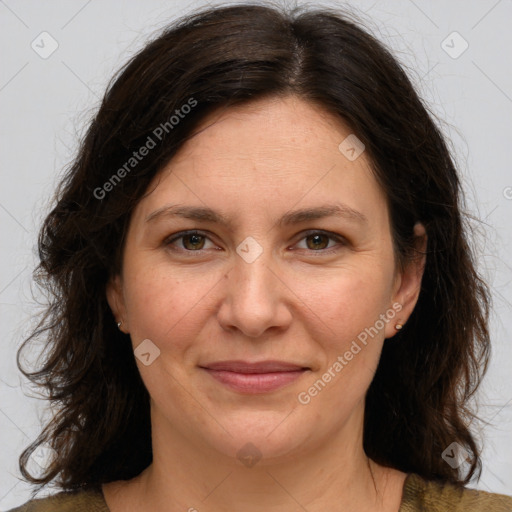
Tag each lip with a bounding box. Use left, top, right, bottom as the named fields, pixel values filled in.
left=200, top=360, right=310, bottom=394
left=202, top=360, right=308, bottom=373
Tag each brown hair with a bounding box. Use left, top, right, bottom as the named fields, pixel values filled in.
left=18, top=1, right=490, bottom=494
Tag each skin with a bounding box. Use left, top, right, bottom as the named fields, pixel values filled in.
left=104, top=95, right=426, bottom=512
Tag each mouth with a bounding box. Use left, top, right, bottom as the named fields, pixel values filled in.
left=199, top=360, right=310, bottom=394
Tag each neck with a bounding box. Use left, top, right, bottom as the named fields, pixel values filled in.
left=103, top=403, right=405, bottom=512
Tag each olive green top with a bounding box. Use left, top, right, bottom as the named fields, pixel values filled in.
left=8, top=473, right=512, bottom=511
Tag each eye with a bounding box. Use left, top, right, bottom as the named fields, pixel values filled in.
left=165, top=230, right=217, bottom=252
left=292, top=230, right=345, bottom=254
left=164, top=229, right=346, bottom=255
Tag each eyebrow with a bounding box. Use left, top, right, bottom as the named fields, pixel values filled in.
left=145, top=203, right=367, bottom=226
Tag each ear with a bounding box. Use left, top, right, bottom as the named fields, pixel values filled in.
left=106, top=274, right=129, bottom=333
left=385, top=222, right=427, bottom=339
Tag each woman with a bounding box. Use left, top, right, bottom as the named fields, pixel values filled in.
left=10, top=3, right=512, bottom=511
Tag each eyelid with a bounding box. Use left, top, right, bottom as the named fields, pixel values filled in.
left=293, top=229, right=346, bottom=253
left=164, top=229, right=218, bottom=252
left=164, top=229, right=346, bottom=254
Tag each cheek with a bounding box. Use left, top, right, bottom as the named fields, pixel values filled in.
left=300, top=266, right=394, bottom=342
left=122, top=260, right=216, bottom=347
left=298, top=265, right=395, bottom=396
left=295, top=271, right=393, bottom=415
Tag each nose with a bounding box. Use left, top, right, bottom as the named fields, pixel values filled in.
left=216, top=248, right=293, bottom=339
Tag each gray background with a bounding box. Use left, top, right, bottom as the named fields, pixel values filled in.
left=0, top=0, right=511, bottom=508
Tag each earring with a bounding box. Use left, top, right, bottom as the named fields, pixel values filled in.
left=395, top=323, right=403, bottom=330
left=117, top=321, right=122, bottom=330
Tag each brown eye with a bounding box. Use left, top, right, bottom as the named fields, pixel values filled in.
left=165, top=230, right=215, bottom=252
left=293, top=230, right=346, bottom=255
left=182, top=233, right=206, bottom=250
left=305, top=233, right=330, bottom=250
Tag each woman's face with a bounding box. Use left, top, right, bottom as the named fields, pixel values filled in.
left=108, top=95, right=424, bottom=464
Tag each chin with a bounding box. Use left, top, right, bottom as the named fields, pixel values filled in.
left=206, top=411, right=312, bottom=465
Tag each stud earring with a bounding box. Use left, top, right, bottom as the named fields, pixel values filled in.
left=117, top=321, right=122, bottom=330
left=395, top=323, right=403, bottom=330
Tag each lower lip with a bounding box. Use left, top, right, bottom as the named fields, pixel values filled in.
left=202, top=369, right=307, bottom=393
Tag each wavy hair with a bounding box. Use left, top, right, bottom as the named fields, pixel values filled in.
left=18, top=2, right=490, bottom=494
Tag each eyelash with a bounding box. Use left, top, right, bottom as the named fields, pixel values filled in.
left=164, top=229, right=346, bottom=256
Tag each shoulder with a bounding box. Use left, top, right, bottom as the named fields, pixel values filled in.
left=6, top=486, right=109, bottom=512
left=401, top=473, right=512, bottom=512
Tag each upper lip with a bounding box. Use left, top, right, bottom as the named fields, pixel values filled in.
left=200, top=360, right=309, bottom=373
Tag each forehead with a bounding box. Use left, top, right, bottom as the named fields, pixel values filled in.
left=133, top=96, right=388, bottom=229
left=178, top=95, right=357, bottom=166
